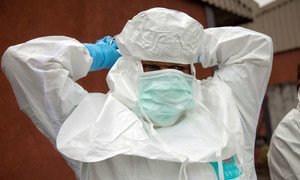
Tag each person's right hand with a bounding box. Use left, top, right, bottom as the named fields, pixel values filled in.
left=84, top=36, right=121, bottom=71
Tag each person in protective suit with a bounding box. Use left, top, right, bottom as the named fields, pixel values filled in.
left=2, top=8, right=273, bottom=180
left=268, top=65, right=300, bottom=180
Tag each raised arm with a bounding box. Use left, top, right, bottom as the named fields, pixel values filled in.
left=2, top=36, right=120, bottom=179
left=201, top=27, right=273, bottom=178
left=1, top=36, right=92, bottom=143
left=201, top=26, right=273, bottom=153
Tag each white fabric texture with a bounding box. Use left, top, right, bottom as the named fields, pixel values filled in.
left=268, top=91, right=300, bottom=180
left=115, top=8, right=204, bottom=64
left=58, top=77, right=243, bottom=163
left=2, top=8, right=273, bottom=180
left=1, top=36, right=91, bottom=179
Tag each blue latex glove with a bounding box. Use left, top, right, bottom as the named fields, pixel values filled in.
left=209, top=156, right=242, bottom=180
left=84, top=36, right=121, bottom=71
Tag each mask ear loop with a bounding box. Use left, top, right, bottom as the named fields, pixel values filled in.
left=134, top=84, right=174, bottom=151
left=131, top=97, right=156, bottom=136
left=128, top=58, right=154, bottom=136
left=134, top=101, right=175, bottom=157
left=137, top=103, right=157, bottom=135
left=133, top=60, right=157, bottom=135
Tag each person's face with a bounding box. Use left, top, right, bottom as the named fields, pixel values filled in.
left=141, top=60, right=192, bottom=75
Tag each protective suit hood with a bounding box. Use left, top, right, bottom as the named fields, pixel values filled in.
left=115, top=7, right=204, bottom=64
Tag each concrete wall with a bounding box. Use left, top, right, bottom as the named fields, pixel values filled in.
left=241, top=0, right=300, bottom=86
left=243, top=0, right=300, bottom=53
left=0, top=0, right=207, bottom=179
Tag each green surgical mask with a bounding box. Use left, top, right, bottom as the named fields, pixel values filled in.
left=134, top=69, right=195, bottom=127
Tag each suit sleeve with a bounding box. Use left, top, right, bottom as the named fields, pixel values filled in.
left=201, top=27, right=273, bottom=149
left=1, top=36, right=93, bottom=144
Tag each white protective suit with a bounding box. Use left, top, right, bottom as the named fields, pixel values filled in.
left=2, top=8, right=273, bottom=180
left=268, top=91, right=300, bottom=180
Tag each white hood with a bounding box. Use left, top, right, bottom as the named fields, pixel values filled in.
left=115, top=7, right=204, bottom=64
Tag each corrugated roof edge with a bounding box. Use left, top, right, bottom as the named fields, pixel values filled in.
left=256, top=0, right=292, bottom=16
left=201, top=0, right=259, bottom=19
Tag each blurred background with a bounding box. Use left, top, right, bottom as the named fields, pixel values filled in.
left=0, top=0, right=299, bottom=179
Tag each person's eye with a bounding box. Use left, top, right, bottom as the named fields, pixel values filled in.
left=143, top=64, right=160, bottom=71
left=171, top=66, right=184, bottom=71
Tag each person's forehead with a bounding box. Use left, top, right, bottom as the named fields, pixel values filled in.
left=141, top=60, right=189, bottom=67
